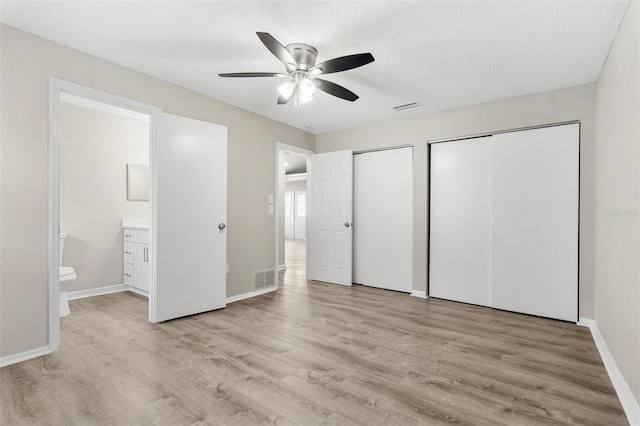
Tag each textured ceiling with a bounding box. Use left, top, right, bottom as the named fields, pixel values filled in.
left=0, top=1, right=630, bottom=134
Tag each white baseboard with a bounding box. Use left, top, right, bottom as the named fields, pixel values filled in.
left=226, top=285, right=277, bottom=304
left=126, top=286, right=149, bottom=298
left=0, top=345, right=50, bottom=368
left=410, top=290, right=428, bottom=299
left=278, top=264, right=287, bottom=271
left=582, top=318, right=640, bottom=425
left=67, top=283, right=128, bottom=300
left=577, top=317, right=595, bottom=328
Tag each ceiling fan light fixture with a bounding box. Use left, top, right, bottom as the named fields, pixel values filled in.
left=278, top=81, right=295, bottom=98
left=299, top=78, right=316, bottom=97
left=300, top=92, right=314, bottom=104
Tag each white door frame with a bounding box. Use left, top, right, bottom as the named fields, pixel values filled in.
left=48, top=78, right=162, bottom=351
left=275, top=143, right=314, bottom=289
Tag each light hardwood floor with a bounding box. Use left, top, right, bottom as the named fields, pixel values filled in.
left=1, top=239, right=627, bottom=425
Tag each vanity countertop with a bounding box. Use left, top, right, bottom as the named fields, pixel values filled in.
left=122, top=217, right=149, bottom=230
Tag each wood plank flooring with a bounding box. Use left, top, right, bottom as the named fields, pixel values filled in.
left=1, top=239, right=628, bottom=425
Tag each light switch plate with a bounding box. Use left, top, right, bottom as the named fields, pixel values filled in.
left=268, top=194, right=274, bottom=204
left=268, top=205, right=274, bottom=215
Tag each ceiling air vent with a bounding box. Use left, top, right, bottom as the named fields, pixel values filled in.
left=393, top=102, right=423, bottom=112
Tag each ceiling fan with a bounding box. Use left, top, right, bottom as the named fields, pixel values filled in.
left=219, top=32, right=375, bottom=106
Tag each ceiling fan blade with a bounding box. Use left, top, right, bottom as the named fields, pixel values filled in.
left=315, top=78, right=359, bottom=102
left=218, top=72, right=285, bottom=78
left=256, top=32, right=297, bottom=66
left=312, top=53, right=374, bottom=75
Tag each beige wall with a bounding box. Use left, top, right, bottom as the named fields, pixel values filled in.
left=595, top=1, right=640, bottom=406
left=316, top=83, right=597, bottom=318
left=0, top=25, right=314, bottom=358
left=60, top=102, right=149, bottom=291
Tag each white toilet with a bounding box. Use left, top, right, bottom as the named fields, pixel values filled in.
left=59, top=232, right=77, bottom=317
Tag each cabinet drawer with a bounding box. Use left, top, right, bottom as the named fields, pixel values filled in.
left=123, top=229, right=134, bottom=241
left=124, top=263, right=134, bottom=285
left=134, top=230, right=149, bottom=244
left=123, top=242, right=134, bottom=264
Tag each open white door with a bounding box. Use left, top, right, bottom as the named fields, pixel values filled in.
left=150, top=113, right=227, bottom=323
left=307, top=150, right=353, bottom=286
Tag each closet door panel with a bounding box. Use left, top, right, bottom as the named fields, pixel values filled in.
left=429, top=139, right=492, bottom=306
left=354, top=147, right=413, bottom=292
left=491, top=124, right=579, bottom=321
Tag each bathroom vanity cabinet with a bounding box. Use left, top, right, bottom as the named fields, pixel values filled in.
left=124, top=227, right=149, bottom=295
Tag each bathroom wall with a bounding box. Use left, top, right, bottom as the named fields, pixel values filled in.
left=60, top=102, right=149, bottom=292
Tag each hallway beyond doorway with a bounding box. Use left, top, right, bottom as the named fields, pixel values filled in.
left=281, top=239, right=306, bottom=286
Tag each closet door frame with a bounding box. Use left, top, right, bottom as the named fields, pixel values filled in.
left=427, top=121, right=581, bottom=322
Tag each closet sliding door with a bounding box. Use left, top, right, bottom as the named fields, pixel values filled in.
left=429, top=123, right=579, bottom=322
left=429, top=139, right=492, bottom=306
left=491, top=125, right=579, bottom=321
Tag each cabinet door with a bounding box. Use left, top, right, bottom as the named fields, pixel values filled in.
left=134, top=243, right=149, bottom=292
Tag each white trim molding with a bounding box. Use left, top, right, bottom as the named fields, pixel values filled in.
left=226, top=286, right=277, bottom=304
left=411, top=290, right=428, bottom=299
left=581, top=318, right=640, bottom=425
left=68, top=284, right=128, bottom=300
left=127, top=286, right=149, bottom=298
left=577, top=317, right=595, bottom=328
left=0, top=346, right=50, bottom=368
left=285, top=172, right=307, bottom=183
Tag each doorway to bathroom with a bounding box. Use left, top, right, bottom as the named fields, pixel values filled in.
left=49, top=79, right=229, bottom=352
left=58, top=93, right=151, bottom=306
left=50, top=82, right=160, bottom=357
left=275, top=143, right=314, bottom=289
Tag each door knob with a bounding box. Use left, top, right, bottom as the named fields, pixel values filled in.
left=344, top=222, right=352, bottom=228
left=218, top=223, right=226, bottom=231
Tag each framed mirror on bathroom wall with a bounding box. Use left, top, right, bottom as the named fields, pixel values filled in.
left=127, top=163, right=150, bottom=201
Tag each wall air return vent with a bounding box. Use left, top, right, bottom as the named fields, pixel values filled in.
left=254, top=269, right=275, bottom=290
left=393, top=102, right=423, bottom=112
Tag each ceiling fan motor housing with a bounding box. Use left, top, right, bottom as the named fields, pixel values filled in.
left=286, top=43, right=318, bottom=70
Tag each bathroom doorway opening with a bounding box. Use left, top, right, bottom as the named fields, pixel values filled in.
left=49, top=79, right=160, bottom=351
left=59, top=93, right=152, bottom=301
left=50, top=79, right=229, bottom=352
left=275, top=143, right=314, bottom=289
